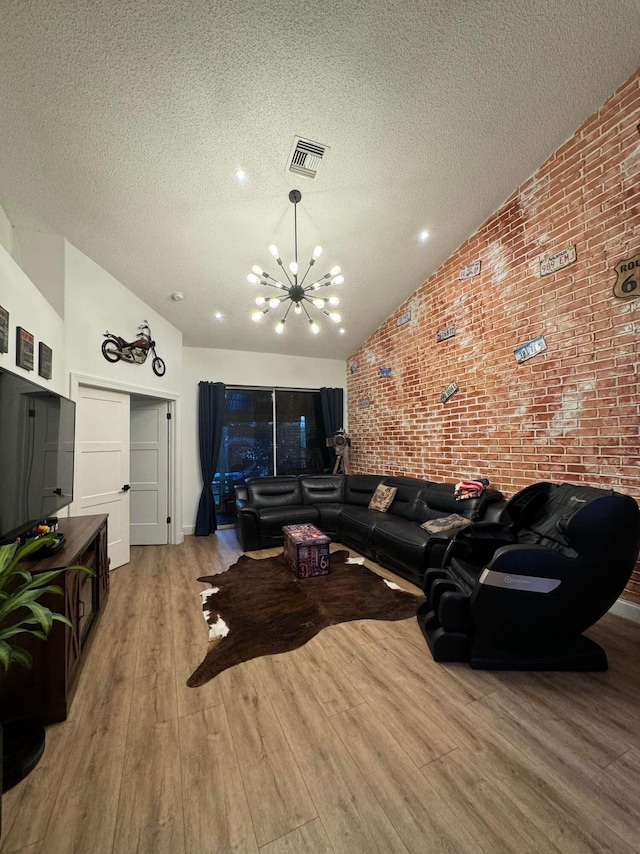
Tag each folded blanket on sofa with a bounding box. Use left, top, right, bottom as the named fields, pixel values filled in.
left=454, top=478, right=489, bottom=500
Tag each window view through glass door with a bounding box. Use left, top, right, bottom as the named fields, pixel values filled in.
left=275, top=390, right=329, bottom=475
left=213, top=387, right=330, bottom=524
left=213, top=389, right=273, bottom=522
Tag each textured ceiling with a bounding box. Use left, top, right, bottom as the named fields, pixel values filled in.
left=0, top=1, right=638, bottom=359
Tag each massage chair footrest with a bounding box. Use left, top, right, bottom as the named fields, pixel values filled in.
left=416, top=602, right=470, bottom=662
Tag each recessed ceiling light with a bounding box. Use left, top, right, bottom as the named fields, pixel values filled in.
left=419, top=230, right=430, bottom=243
left=214, top=311, right=224, bottom=320
left=339, top=328, right=346, bottom=334
left=171, top=291, right=185, bottom=301
left=234, top=169, right=247, bottom=184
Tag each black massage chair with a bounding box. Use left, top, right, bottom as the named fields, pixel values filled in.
left=418, top=481, right=640, bottom=670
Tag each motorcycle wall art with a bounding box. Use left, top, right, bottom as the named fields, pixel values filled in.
left=101, top=321, right=166, bottom=376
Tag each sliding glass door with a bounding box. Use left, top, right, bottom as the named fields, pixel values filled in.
left=213, top=386, right=331, bottom=522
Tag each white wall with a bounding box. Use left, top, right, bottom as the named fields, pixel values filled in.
left=12, top=229, right=66, bottom=318
left=0, top=242, right=66, bottom=394
left=63, top=240, right=183, bottom=395
left=0, top=202, right=11, bottom=255
left=181, top=346, right=346, bottom=534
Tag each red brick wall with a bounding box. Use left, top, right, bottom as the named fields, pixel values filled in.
left=347, top=68, right=640, bottom=603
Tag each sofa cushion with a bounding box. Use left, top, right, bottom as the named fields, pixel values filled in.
left=255, top=504, right=319, bottom=537
left=300, top=473, right=345, bottom=505
left=368, top=484, right=397, bottom=512
left=339, top=505, right=379, bottom=555
left=344, top=474, right=384, bottom=506
left=373, top=515, right=433, bottom=583
left=315, top=503, right=345, bottom=537
left=382, top=476, right=432, bottom=521
left=247, top=476, right=302, bottom=509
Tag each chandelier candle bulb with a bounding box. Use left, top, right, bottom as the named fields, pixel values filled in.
left=247, top=190, right=345, bottom=334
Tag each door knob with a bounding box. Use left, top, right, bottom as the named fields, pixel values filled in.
left=121, top=484, right=131, bottom=492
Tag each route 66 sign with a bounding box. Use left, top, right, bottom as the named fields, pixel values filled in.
left=613, top=253, right=640, bottom=300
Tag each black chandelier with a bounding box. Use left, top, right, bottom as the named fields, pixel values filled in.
left=248, top=189, right=344, bottom=335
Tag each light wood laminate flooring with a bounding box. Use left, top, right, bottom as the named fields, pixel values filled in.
left=2, top=531, right=640, bottom=853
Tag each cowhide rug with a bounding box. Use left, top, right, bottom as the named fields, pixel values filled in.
left=187, top=549, right=420, bottom=687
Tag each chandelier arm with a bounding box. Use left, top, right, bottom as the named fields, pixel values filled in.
left=300, top=301, right=315, bottom=323
left=262, top=274, right=284, bottom=287
left=282, top=301, right=295, bottom=320
left=260, top=280, right=287, bottom=291
left=277, top=262, right=295, bottom=288
left=303, top=273, right=332, bottom=292
left=298, top=262, right=314, bottom=288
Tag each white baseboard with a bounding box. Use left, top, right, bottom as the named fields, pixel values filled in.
left=182, top=523, right=234, bottom=536
left=609, top=597, right=640, bottom=623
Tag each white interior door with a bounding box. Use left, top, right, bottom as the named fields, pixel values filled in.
left=74, top=386, right=130, bottom=568
left=130, top=397, right=169, bottom=546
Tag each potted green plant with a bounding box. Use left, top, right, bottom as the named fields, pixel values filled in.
left=0, top=534, right=93, bottom=808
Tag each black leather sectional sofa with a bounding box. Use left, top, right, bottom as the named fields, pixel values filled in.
left=234, top=473, right=504, bottom=585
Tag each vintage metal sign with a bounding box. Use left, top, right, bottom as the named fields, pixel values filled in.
left=459, top=260, right=481, bottom=280
left=612, top=252, right=640, bottom=300
left=539, top=245, right=576, bottom=277
left=436, top=323, right=456, bottom=342
left=0, top=305, right=8, bottom=353
left=396, top=309, right=411, bottom=327
left=379, top=367, right=392, bottom=377
left=440, top=381, right=459, bottom=403
left=514, top=335, right=547, bottom=364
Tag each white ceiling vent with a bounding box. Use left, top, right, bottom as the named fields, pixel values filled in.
left=287, top=137, right=328, bottom=179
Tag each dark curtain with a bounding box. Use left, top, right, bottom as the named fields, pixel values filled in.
left=320, top=387, right=344, bottom=467
left=195, top=381, right=226, bottom=536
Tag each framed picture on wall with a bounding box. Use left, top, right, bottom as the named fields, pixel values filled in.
left=38, top=342, right=53, bottom=380
left=0, top=305, right=8, bottom=353
left=16, top=326, right=34, bottom=371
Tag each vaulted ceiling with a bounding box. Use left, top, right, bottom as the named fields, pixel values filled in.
left=0, top=1, right=637, bottom=359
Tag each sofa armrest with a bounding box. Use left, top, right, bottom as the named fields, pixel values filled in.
left=234, top=484, right=249, bottom=502
left=485, top=544, right=572, bottom=580
left=443, top=522, right=515, bottom=567
left=235, top=505, right=262, bottom=551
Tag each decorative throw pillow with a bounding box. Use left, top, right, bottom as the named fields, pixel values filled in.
left=368, top=484, right=397, bottom=513
left=420, top=513, right=472, bottom=535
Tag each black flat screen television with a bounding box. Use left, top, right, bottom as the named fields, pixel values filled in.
left=0, top=365, right=76, bottom=544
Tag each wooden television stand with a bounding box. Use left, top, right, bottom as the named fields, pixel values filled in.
left=0, top=515, right=109, bottom=725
